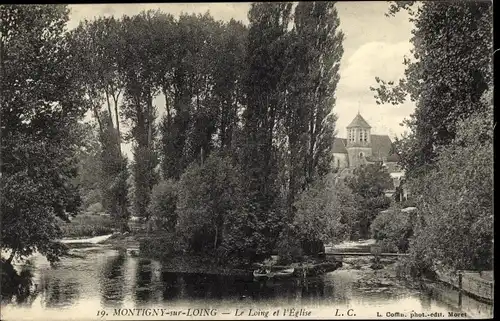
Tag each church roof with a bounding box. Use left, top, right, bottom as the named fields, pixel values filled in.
left=332, top=134, right=393, bottom=157
left=332, top=138, right=347, bottom=153
left=370, top=134, right=393, bottom=158
left=347, top=113, right=371, bottom=128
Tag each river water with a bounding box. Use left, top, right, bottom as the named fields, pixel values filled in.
left=0, top=242, right=493, bottom=320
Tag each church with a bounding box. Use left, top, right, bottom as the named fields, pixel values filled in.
left=333, top=113, right=405, bottom=197
left=332, top=112, right=399, bottom=170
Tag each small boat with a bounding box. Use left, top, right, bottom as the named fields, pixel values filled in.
left=273, top=268, right=295, bottom=279
left=253, top=268, right=272, bottom=280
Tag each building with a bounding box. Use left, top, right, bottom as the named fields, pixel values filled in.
left=333, top=113, right=406, bottom=198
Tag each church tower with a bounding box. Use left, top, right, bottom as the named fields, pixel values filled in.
left=346, top=112, right=372, bottom=168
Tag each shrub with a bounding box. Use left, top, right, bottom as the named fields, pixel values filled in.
left=148, top=179, right=178, bottom=231
left=86, top=202, right=103, bottom=214
left=371, top=208, right=413, bottom=253
left=176, top=154, right=245, bottom=254
left=59, top=214, right=115, bottom=237
left=139, top=233, right=184, bottom=259
left=275, top=230, right=303, bottom=265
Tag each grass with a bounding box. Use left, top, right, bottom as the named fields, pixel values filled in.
left=59, top=213, right=116, bottom=238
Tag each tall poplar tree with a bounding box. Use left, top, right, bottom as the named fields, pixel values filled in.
left=242, top=2, right=294, bottom=258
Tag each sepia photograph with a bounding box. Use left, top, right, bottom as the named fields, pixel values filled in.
left=0, top=1, right=494, bottom=320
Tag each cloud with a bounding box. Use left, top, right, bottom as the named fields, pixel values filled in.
left=339, top=41, right=412, bottom=96
left=334, top=41, right=415, bottom=139
left=71, top=3, right=416, bottom=153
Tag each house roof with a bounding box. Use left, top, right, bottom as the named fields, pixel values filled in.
left=347, top=113, right=371, bottom=128
left=332, top=138, right=347, bottom=154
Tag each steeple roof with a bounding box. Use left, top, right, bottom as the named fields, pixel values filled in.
left=347, top=113, right=371, bottom=128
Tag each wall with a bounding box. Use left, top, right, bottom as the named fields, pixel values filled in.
left=347, top=147, right=372, bottom=168
left=333, top=153, right=349, bottom=169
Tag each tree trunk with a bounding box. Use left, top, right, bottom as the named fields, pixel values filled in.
left=214, top=225, right=218, bottom=250
left=93, top=106, right=104, bottom=136
left=147, top=91, right=153, bottom=148
left=105, top=89, right=114, bottom=127
left=112, top=92, right=122, bottom=156
left=163, top=87, right=172, bottom=127
left=6, top=249, right=16, bottom=264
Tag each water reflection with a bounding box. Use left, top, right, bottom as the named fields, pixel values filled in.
left=39, top=274, right=80, bottom=308
left=99, top=252, right=126, bottom=306
left=1, top=246, right=493, bottom=319
left=161, top=272, right=180, bottom=300
left=135, top=259, right=154, bottom=304
left=0, top=262, right=36, bottom=306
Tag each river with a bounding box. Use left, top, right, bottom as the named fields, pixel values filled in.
left=0, top=241, right=493, bottom=320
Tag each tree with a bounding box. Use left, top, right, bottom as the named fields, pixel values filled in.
left=281, top=1, right=344, bottom=217
left=148, top=179, right=178, bottom=232
left=368, top=1, right=493, bottom=276
left=158, top=15, right=248, bottom=180
left=293, top=173, right=356, bottom=246
left=241, top=2, right=294, bottom=258
left=120, top=11, right=161, bottom=220
left=69, top=17, right=130, bottom=228
left=345, top=163, right=393, bottom=239
left=175, top=154, right=244, bottom=253
left=406, top=93, right=493, bottom=273
left=1, top=5, right=88, bottom=263
left=71, top=122, right=103, bottom=211
left=370, top=1, right=493, bottom=179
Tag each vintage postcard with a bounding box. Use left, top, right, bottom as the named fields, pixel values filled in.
left=0, top=2, right=493, bottom=320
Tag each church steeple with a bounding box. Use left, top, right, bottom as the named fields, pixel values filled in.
left=346, top=113, right=373, bottom=168
left=347, top=113, right=371, bottom=147
left=347, top=113, right=371, bottom=129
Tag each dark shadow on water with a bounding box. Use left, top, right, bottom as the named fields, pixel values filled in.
left=38, top=274, right=80, bottom=308
left=1, top=259, right=37, bottom=305
left=155, top=272, right=331, bottom=304
left=99, top=252, right=127, bottom=306
left=135, top=259, right=153, bottom=303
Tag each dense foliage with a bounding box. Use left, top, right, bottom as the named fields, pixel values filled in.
left=345, top=163, right=393, bottom=239
left=371, top=207, right=413, bottom=253
left=372, top=1, right=493, bottom=275
left=406, top=103, right=493, bottom=272
left=1, top=5, right=88, bottom=263
left=1, top=2, right=349, bottom=268
left=176, top=154, right=245, bottom=254
left=371, top=1, right=492, bottom=180
left=148, top=179, right=178, bottom=232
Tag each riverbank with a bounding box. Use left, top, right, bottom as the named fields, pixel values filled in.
left=99, top=233, right=345, bottom=277
left=335, top=255, right=426, bottom=298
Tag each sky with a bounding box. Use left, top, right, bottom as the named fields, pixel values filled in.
left=67, top=2, right=416, bottom=155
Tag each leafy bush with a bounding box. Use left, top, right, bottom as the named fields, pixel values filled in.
left=402, top=104, right=493, bottom=276
left=139, top=233, right=184, bottom=259
left=345, top=163, right=393, bottom=239
left=275, top=230, right=303, bottom=265
left=176, top=154, right=245, bottom=254
left=293, top=173, right=356, bottom=245
left=371, top=208, right=413, bottom=253
left=148, top=179, right=178, bottom=231
left=59, top=214, right=116, bottom=237
left=86, top=202, right=103, bottom=214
